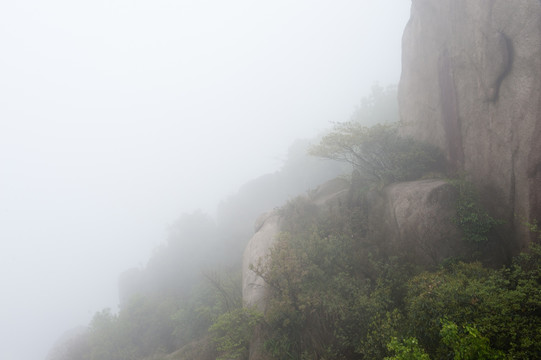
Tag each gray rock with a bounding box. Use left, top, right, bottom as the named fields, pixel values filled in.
left=242, top=178, right=350, bottom=359
left=399, top=0, right=541, bottom=251
left=382, top=179, right=462, bottom=265
left=242, top=211, right=281, bottom=311
left=242, top=178, right=351, bottom=312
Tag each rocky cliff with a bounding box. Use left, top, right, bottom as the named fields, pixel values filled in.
left=399, top=0, right=541, bottom=250
left=242, top=1, right=541, bottom=357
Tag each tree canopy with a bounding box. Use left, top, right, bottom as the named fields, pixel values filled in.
left=310, top=123, right=444, bottom=184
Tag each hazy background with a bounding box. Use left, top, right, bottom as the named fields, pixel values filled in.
left=0, top=1, right=410, bottom=359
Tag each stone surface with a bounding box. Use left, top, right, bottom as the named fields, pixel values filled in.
left=242, top=178, right=350, bottom=312
left=242, top=211, right=282, bottom=311
left=242, top=178, right=464, bottom=358
left=242, top=178, right=349, bottom=359
left=399, top=0, right=541, bottom=251
left=242, top=179, right=463, bottom=313
left=382, top=179, right=462, bottom=265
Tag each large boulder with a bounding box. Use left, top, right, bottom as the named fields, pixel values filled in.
left=242, top=211, right=282, bottom=311
left=242, top=178, right=349, bottom=360
left=242, top=178, right=350, bottom=312
left=242, top=178, right=464, bottom=359
left=382, top=179, right=463, bottom=265
left=242, top=178, right=463, bottom=312
left=399, top=0, right=541, bottom=251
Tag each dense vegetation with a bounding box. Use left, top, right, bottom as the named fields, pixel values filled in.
left=309, top=122, right=444, bottom=184
left=50, top=86, right=540, bottom=360
left=228, top=178, right=540, bottom=360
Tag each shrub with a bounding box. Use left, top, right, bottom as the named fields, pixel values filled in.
left=384, top=337, right=430, bottom=360
left=310, top=123, right=444, bottom=184
left=440, top=321, right=505, bottom=360
left=209, top=307, right=263, bottom=360
left=447, top=178, right=502, bottom=245
left=404, top=248, right=541, bottom=359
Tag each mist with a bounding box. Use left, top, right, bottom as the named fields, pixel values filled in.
left=0, top=1, right=410, bottom=359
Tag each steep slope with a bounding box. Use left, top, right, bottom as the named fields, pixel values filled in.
left=241, top=2, right=541, bottom=357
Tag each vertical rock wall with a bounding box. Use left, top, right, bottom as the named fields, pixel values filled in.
left=399, top=0, right=541, bottom=250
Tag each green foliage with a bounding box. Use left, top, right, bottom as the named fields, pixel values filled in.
left=119, top=296, right=177, bottom=357
left=80, top=265, right=245, bottom=360
left=310, top=123, right=444, bottom=184
left=447, top=178, right=502, bottom=245
left=170, top=267, right=243, bottom=348
left=250, top=195, right=418, bottom=359
left=521, top=218, right=541, bottom=240
left=404, top=262, right=493, bottom=355
left=75, top=100, right=539, bottom=360
left=440, top=320, right=506, bottom=360
left=358, top=309, right=403, bottom=359
left=384, top=337, right=430, bottom=360
left=249, top=188, right=541, bottom=360
left=209, top=307, right=263, bottom=360
left=404, top=250, right=541, bottom=359
left=87, top=309, right=134, bottom=360
left=83, top=297, right=178, bottom=360
left=83, top=186, right=539, bottom=360
left=251, top=204, right=371, bottom=358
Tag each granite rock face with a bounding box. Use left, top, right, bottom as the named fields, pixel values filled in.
left=242, top=178, right=463, bottom=358
left=242, top=211, right=282, bottom=312
left=242, top=178, right=350, bottom=312
left=242, top=178, right=349, bottom=360
left=382, top=179, right=462, bottom=265
left=399, top=0, right=541, bottom=250
left=242, top=179, right=462, bottom=312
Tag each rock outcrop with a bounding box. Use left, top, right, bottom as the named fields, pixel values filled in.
left=382, top=179, right=463, bottom=265
left=243, top=178, right=464, bottom=310
left=242, top=211, right=282, bottom=312
left=242, top=178, right=350, bottom=312
left=242, top=178, right=350, bottom=360
left=243, top=2, right=541, bottom=357
left=399, top=0, right=541, bottom=250
left=242, top=178, right=463, bottom=358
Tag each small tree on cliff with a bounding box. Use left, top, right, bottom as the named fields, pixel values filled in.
left=310, top=122, right=444, bottom=184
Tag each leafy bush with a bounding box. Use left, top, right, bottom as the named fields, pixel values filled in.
left=310, top=123, right=444, bottom=184
left=209, top=307, right=263, bottom=360
left=448, top=178, right=502, bottom=245
left=250, top=201, right=374, bottom=359
left=249, top=195, right=417, bottom=359
left=440, top=320, right=505, bottom=360
left=251, top=188, right=540, bottom=360
left=384, top=337, right=430, bottom=360
left=404, top=246, right=541, bottom=359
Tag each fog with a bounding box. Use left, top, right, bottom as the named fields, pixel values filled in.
left=0, top=1, right=410, bottom=359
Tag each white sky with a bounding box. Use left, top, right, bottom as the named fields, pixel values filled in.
left=0, top=1, right=411, bottom=359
